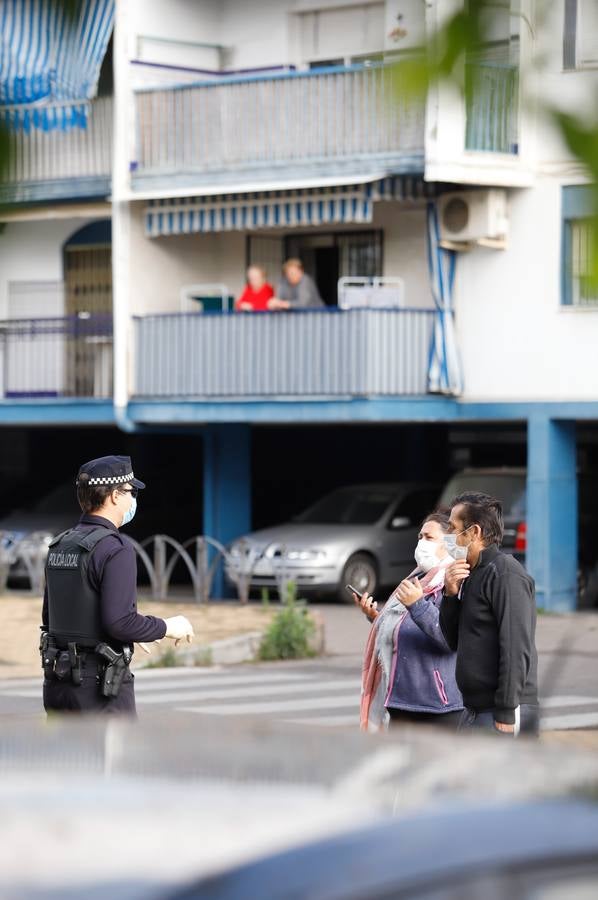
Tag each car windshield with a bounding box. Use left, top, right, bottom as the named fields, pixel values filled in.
left=296, top=487, right=397, bottom=525
left=439, top=473, right=526, bottom=519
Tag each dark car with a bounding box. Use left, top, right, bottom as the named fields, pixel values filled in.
left=438, top=467, right=527, bottom=563
left=439, top=467, right=598, bottom=606
left=169, top=800, right=598, bottom=900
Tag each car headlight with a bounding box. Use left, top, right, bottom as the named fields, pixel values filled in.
left=285, top=549, right=328, bottom=562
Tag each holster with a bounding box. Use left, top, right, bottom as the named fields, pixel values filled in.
left=95, top=643, right=132, bottom=698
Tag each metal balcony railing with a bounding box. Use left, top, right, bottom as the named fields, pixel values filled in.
left=0, top=314, right=113, bottom=399
left=132, top=64, right=425, bottom=189
left=0, top=97, right=113, bottom=203
left=465, top=62, right=519, bottom=154
left=133, top=307, right=435, bottom=399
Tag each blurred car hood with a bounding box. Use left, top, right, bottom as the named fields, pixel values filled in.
left=0, top=510, right=73, bottom=536
left=232, top=522, right=378, bottom=552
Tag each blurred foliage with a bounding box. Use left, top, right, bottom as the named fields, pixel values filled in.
left=394, top=0, right=598, bottom=289
left=258, top=581, right=317, bottom=661
left=144, top=646, right=178, bottom=669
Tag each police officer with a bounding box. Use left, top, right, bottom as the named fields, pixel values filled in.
left=41, top=455, right=194, bottom=715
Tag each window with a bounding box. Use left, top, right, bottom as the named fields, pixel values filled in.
left=296, top=486, right=397, bottom=525
left=562, top=185, right=598, bottom=307
left=568, top=220, right=598, bottom=306
left=386, top=489, right=441, bottom=530
left=464, top=1, right=520, bottom=153
left=564, top=0, right=598, bottom=70
left=297, top=2, right=385, bottom=67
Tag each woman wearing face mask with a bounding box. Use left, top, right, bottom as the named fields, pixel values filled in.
left=357, top=511, right=463, bottom=731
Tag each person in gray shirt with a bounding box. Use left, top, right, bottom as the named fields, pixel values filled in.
left=270, top=258, right=325, bottom=310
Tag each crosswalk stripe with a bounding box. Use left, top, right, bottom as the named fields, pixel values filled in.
left=539, top=696, right=597, bottom=709
left=176, top=695, right=359, bottom=716
left=132, top=666, right=228, bottom=679
left=135, top=672, right=312, bottom=693
left=0, top=678, right=42, bottom=690
left=138, top=679, right=360, bottom=706
left=0, top=689, right=40, bottom=698
left=288, top=715, right=359, bottom=728
left=540, top=711, right=598, bottom=731
left=0, top=672, right=351, bottom=701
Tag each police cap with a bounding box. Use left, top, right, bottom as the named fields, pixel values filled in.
left=76, top=455, right=146, bottom=490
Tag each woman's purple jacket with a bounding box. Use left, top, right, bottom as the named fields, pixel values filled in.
left=385, top=589, right=463, bottom=714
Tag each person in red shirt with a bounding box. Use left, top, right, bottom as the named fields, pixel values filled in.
left=235, top=265, right=275, bottom=312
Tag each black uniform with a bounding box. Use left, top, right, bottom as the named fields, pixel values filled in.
left=41, top=456, right=166, bottom=715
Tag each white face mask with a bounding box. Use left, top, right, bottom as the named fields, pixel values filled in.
left=414, top=539, right=441, bottom=573
left=444, top=532, right=469, bottom=561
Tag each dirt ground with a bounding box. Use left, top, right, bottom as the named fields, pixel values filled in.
left=0, top=594, right=276, bottom=679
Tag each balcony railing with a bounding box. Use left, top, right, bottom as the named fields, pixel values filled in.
left=0, top=97, right=113, bottom=204
left=132, top=65, right=425, bottom=191
left=133, top=308, right=435, bottom=399
left=0, top=315, right=113, bottom=399
left=465, top=62, right=519, bottom=154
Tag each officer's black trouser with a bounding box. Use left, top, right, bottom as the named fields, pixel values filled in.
left=43, top=669, right=136, bottom=717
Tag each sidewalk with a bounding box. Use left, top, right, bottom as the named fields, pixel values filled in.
left=0, top=595, right=276, bottom=679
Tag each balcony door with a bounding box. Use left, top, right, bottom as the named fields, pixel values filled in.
left=247, top=231, right=382, bottom=305
left=284, top=231, right=383, bottom=306
left=63, top=221, right=112, bottom=397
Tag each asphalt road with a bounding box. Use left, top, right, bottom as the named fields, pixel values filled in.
left=0, top=606, right=596, bottom=730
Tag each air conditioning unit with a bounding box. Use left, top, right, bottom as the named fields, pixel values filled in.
left=438, top=189, right=508, bottom=249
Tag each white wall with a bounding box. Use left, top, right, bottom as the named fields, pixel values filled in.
left=124, top=0, right=406, bottom=81
left=0, top=219, right=95, bottom=318
left=375, top=203, right=431, bottom=307
left=455, top=180, right=598, bottom=401
left=127, top=203, right=223, bottom=314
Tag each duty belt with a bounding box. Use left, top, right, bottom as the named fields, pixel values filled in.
left=40, top=633, right=132, bottom=697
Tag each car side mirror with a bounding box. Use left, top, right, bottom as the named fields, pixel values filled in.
left=390, top=516, right=411, bottom=530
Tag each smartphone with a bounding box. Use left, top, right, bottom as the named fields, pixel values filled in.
left=345, top=583, right=363, bottom=598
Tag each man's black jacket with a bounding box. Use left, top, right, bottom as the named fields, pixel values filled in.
left=439, top=544, right=538, bottom=724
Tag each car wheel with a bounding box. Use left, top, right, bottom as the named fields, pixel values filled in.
left=340, top=553, right=378, bottom=603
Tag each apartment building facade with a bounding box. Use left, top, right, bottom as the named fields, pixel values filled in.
left=0, top=0, right=597, bottom=608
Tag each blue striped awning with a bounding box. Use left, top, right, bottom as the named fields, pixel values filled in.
left=145, top=177, right=435, bottom=238
left=0, top=0, right=114, bottom=131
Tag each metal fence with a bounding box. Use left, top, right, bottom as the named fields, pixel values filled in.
left=133, top=64, right=424, bottom=180
left=0, top=97, right=112, bottom=203
left=134, top=307, right=435, bottom=399
left=0, top=530, right=291, bottom=605
left=0, top=314, right=113, bottom=398
left=465, top=62, right=519, bottom=154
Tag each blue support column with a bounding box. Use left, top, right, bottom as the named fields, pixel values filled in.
left=203, top=424, right=251, bottom=598
left=526, top=418, right=578, bottom=611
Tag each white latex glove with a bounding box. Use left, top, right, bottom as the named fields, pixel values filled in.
left=164, top=615, right=195, bottom=646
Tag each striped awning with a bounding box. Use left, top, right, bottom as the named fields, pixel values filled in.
left=145, top=176, right=435, bottom=238
left=0, top=0, right=114, bottom=131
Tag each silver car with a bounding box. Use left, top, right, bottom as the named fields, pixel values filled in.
left=226, top=482, right=441, bottom=601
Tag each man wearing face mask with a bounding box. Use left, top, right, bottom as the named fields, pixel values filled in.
left=41, top=455, right=194, bottom=715
left=439, top=491, right=539, bottom=736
